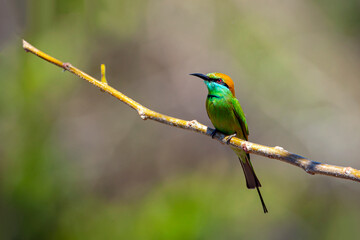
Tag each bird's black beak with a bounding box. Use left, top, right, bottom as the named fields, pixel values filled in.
left=189, top=73, right=211, bottom=81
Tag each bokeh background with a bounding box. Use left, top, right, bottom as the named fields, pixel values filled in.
left=1, top=0, right=360, bottom=239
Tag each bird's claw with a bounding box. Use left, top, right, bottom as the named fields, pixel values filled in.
left=210, top=129, right=218, bottom=139
left=225, top=133, right=237, bottom=145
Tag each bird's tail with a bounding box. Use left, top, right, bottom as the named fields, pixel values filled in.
left=239, top=154, right=268, bottom=213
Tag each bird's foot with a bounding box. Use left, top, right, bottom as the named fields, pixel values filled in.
left=225, top=133, right=237, bottom=145
left=210, top=129, right=218, bottom=139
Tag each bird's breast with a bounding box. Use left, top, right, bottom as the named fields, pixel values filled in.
left=206, top=96, right=240, bottom=135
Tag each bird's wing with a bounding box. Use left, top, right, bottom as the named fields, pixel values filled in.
left=231, top=97, right=249, bottom=140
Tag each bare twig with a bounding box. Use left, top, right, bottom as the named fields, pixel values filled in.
left=22, top=39, right=360, bottom=183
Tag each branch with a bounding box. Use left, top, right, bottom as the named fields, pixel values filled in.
left=22, top=39, right=360, bottom=183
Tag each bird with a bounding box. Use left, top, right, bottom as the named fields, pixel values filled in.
left=190, top=72, right=268, bottom=213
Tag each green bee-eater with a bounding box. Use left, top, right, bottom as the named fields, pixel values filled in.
left=190, top=72, right=268, bottom=213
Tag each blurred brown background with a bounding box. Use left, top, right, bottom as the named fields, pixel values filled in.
left=1, top=0, right=360, bottom=239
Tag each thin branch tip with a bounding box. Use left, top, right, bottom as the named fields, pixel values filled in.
left=23, top=40, right=30, bottom=52
left=101, top=64, right=108, bottom=85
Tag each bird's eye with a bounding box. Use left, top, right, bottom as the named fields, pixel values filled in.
left=216, top=79, right=222, bottom=83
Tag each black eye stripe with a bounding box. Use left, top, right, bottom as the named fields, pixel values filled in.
left=221, top=82, right=229, bottom=89
left=212, top=78, right=229, bottom=89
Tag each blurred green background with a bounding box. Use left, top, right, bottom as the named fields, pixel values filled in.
left=1, top=0, right=360, bottom=239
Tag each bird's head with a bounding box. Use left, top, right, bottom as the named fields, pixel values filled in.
left=190, top=72, right=235, bottom=96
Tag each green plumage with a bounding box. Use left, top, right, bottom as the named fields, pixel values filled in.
left=193, top=72, right=268, bottom=213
